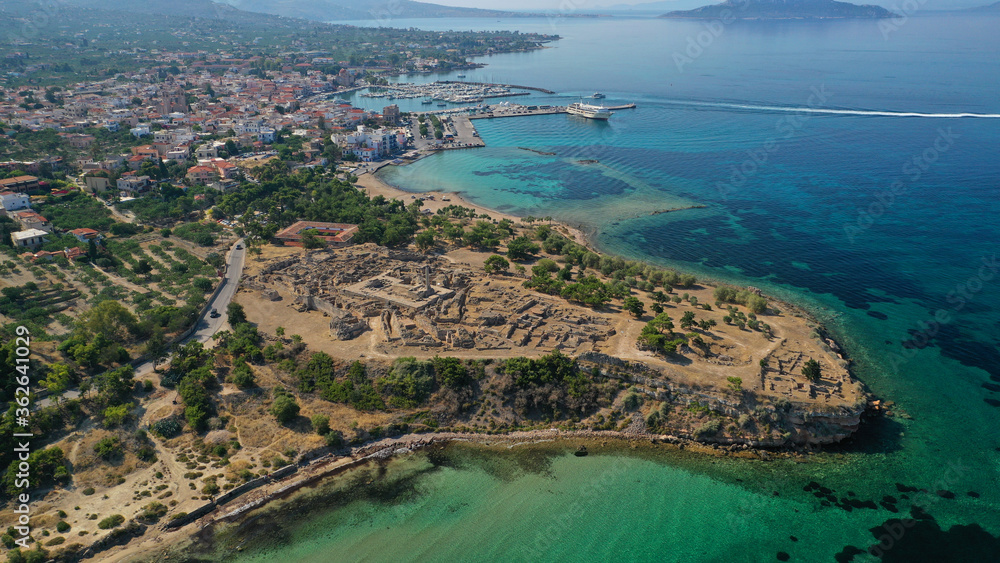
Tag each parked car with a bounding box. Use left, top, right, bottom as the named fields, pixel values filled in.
left=209, top=309, right=220, bottom=318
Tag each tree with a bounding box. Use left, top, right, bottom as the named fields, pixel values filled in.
left=41, top=364, right=72, bottom=407
left=300, top=228, right=325, bottom=249
left=270, top=395, right=300, bottom=424
left=311, top=414, right=330, bottom=435
left=226, top=302, right=247, bottom=326
left=414, top=229, right=435, bottom=252
left=145, top=329, right=168, bottom=370
left=134, top=259, right=152, bottom=277
left=483, top=254, right=509, bottom=275
left=275, top=326, right=285, bottom=339
left=506, top=235, right=540, bottom=261
left=623, top=296, right=645, bottom=318
left=680, top=311, right=696, bottom=330
left=727, top=376, right=742, bottom=392
left=802, top=359, right=821, bottom=382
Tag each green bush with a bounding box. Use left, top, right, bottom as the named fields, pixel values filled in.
left=97, top=514, right=125, bottom=529
left=694, top=420, right=722, bottom=439
left=93, top=437, right=122, bottom=460
left=270, top=395, right=300, bottom=424
left=149, top=418, right=182, bottom=438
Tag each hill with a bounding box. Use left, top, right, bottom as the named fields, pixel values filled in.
left=967, top=1, right=1000, bottom=11
left=217, top=0, right=536, bottom=21
left=661, top=0, right=897, bottom=19
left=58, top=0, right=268, bottom=21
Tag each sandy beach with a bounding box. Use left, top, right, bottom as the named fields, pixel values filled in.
left=354, top=167, right=591, bottom=247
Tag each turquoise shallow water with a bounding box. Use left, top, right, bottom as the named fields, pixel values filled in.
left=225, top=15, right=1000, bottom=562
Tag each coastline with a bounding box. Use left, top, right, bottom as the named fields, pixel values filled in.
left=354, top=167, right=593, bottom=247
left=104, top=427, right=809, bottom=562
left=101, top=163, right=872, bottom=562
left=355, top=164, right=842, bottom=340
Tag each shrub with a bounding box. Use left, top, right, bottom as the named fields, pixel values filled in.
left=97, top=514, right=125, bottom=529
left=694, top=420, right=722, bottom=439
left=56, top=521, right=70, bottom=533
left=623, top=392, right=642, bottom=411
left=136, top=502, right=168, bottom=523
left=269, top=395, right=300, bottom=424
left=82, top=487, right=95, bottom=496
left=802, top=359, right=821, bottom=381
left=93, top=437, right=122, bottom=460
left=150, top=417, right=182, bottom=438
left=311, top=414, right=330, bottom=436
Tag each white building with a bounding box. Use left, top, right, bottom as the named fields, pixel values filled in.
left=333, top=126, right=407, bottom=162
left=12, top=229, right=48, bottom=249
left=0, top=191, right=31, bottom=213
left=117, top=175, right=151, bottom=193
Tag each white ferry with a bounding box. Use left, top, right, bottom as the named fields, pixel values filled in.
left=567, top=102, right=613, bottom=120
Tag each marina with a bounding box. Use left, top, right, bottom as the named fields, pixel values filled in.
left=361, top=80, right=534, bottom=104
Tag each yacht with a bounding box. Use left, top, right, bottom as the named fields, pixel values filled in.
left=567, top=102, right=613, bottom=120
left=592, top=92, right=606, bottom=99
left=421, top=99, right=433, bottom=104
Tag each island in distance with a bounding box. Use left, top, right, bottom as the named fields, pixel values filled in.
left=661, top=0, right=897, bottom=19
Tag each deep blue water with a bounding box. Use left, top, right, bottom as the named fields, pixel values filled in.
left=315, top=14, right=1000, bottom=561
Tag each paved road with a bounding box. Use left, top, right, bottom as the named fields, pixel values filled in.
left=36, top=239, right=246, bottom=407
left=187, top=239, right=246, bottom=344
left=136, top=238, right=246, bottom=378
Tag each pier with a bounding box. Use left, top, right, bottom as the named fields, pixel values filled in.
left=469, top=106, right=568, bottom=119
left=439, top=80, right=557, bottom=94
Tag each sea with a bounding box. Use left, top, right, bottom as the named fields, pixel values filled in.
left=217, top=14, right=1000, bottom=562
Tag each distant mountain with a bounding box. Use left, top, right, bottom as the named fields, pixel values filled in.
left=600, top=0, right=712, bottom=12
left=661, top=0, right=896, bottom=19
left=216, top=0, right=535, bottom=21
left=62, top=0, right=246, bottom=19
left=967, top=1, right=1000, bottom=11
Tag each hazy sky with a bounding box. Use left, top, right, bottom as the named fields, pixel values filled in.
left=427, top=0, right=985, bottom=11
left=430, top=0, right=643, bottom=9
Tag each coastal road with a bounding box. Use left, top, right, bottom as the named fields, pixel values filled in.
left=36, top=239, right=246, bottom=408
left=186, top=239, right=246, bottom=344
left=131, top=239, right=245, bottom=380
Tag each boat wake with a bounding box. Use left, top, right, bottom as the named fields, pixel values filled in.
left=665, top=99, right=1000, bottom=118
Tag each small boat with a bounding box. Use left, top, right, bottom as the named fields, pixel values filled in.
left=457, top=74, right=466, bottom=78
left=437, top=103, right=447, bottom=107
left=592, top=92, right=606, bottom=99
left=421, top=99, right=433, bottom=104
left=574, top=445, right=588, bottom=457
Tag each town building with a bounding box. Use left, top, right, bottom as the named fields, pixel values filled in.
left=117, top=174, right=151, bottom=193
left=70, top=228, right=102, bottom=243
left=0, top=191, right=31, bottom=213
left=275, top=221, right=359, bottom=248
left=0, top=176, right=39, bottom=193
left=11, top=229, right=48, bottom=249
left=13, top=210, right=51, bottom=232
